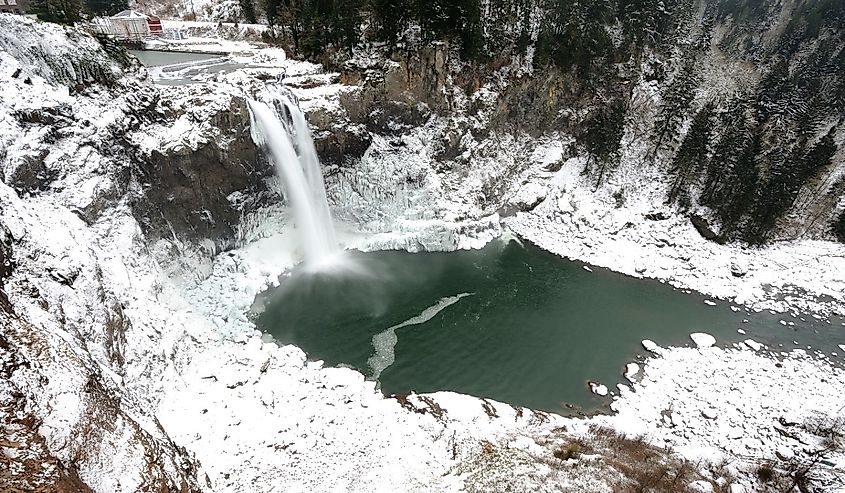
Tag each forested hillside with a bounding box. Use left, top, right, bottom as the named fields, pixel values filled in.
left=237, top=0, right=845, bottom=244
left=30, top=0, right=845, bottom=243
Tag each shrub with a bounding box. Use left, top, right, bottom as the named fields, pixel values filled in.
left=756, top=463, right=776, bottom=483
left=553, top=442, right=582, bottom=461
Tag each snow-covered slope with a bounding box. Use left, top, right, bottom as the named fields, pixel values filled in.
left=2, top=14, right=844, bottom=493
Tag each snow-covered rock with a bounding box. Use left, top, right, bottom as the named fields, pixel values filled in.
left=689, top=480, right=714, bottom=493
left=743, top=339, right=764, bottom=351
left=730, top=261, right=748, bottom=277
left=642, top=339, right=661, bottom=353
left=690, top=332, right=717, bottom=348
left=589, top=381, right=609, bottom=396
left=2, top=12, right=844, bottom=493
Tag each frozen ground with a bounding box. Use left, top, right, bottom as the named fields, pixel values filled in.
left=1, top=14, right=844, bottom=492
left=506, top=150, right=845, bottom=316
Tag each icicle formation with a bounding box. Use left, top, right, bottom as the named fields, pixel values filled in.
left=247, top=89, right=339, bottom=266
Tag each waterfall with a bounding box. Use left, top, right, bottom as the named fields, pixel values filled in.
left=247, top=93, right=340, bottom=267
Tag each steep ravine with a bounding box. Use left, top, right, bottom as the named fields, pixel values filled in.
left=1, top=12, right=844, bottom=493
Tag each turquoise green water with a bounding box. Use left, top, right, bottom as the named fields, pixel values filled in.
left=252, top=240, right=844, bottom=413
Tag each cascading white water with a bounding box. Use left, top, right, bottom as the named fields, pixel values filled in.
left=285, top=100, right=338, bottom=252
left=247, top=94, right=340, bottom=267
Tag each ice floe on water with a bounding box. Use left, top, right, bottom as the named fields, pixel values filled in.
left=368, top=293, right=475, bottom=380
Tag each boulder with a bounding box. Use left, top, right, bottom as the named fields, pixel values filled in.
left=690, top=332, right=716, bottom=348
left=690, top=214, right=723, bottom=243
left=689, top=480, right=714, bottom=493
left=730, top=261, right=748, bottom=277
left=587, top=381, right=609, bottom=396
left=509, top=182, right=547, bottom=211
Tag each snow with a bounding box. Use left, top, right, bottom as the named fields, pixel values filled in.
left=743, top=339, right=764, bottom=351
left=112, top=9, right=149, bottom=18
left=690, top=332, right=716, bottom=348
left=589, top=382, right=609, bottom=396
left=603, top=340, right=845, bottom=465
left=2, top=14, right=845, bottom=493
left=624, top=363, right=640, bottom=382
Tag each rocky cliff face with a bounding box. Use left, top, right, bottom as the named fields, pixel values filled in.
left=0, top=16, right=279, bottom=491
left=1, top=8, right=844, bottom=492
left=131, top=95, right=273, bottom=249
left=307, top=0, right=845, bottom=245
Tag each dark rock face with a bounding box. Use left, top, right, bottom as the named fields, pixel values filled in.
left=131, top=100, right=274, bottom=248
left=339, top=44, right=449, bottom=133
left=312, top=124, right=372, bottom=168
left=645, top=212, right=670, bottom=221
left=690, top=215, right=724, bottom=244
left=4, top=149, right=54, bottom=193
left=0, top=226, right=13, bottom=312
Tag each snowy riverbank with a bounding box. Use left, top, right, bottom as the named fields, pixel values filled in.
left=506, top=151, right=845, bottom=316
left=1, top=14, right=844, bottom=492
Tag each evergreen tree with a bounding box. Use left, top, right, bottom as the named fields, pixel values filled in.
left=650, top=57, right=698, bottom=159
left=85, top=0, right=125, bottom=16
left=239, top=0, right=257, bottom=23
left=275, top=0, right=303, bottom=49
left=667, top=102, right=714, bottom=204
left=514, top=0, right=533, bottom=53
left=802, top=126, right=838, bottom=180
left=299, top=0, right=332, bottom=55
left=537, top=0, right=613, bottom=75
left=702, top=96, right=754, bottom=206
left=30, top=0, right=84, bottom=24
left=755, top=58, right=791, bottom=121
left=832, top=210, right=845, bottom=243
left=458, top=0, right=484, bottom=59
left=417, top=0, right=484, bottom=59
left=372, top=0, right=411, bottom=46
left=751, top=126, right=838, bottom=240
left=583, top=98, right=627, bottom=188
left=745, top=140, right=803, bottom=241
left=716, top=129, right=761, bottom=235
left=618, top=0, right=669, bottom=47
left=262, top=0, right=282, bottom=26
left=332, top=0, right=363, bottom=54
